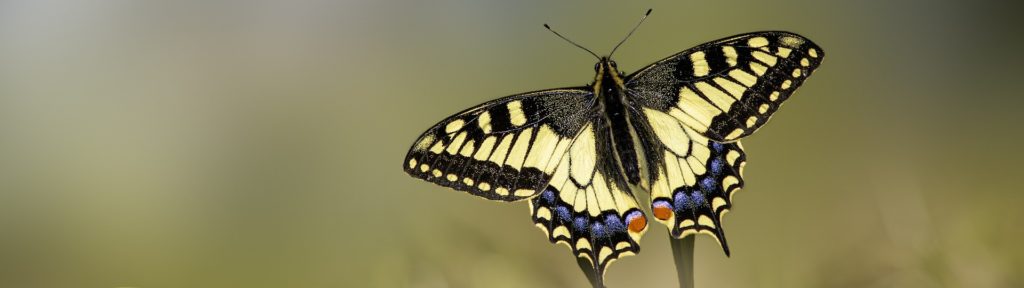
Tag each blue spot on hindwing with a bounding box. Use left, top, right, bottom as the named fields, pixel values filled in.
left=605, top=214, right=625, bottom=233
left=555, top=206, right=571, bottom=222
left=591, top=222, right=607, bottom=238
left=674, top=190, right=690, bottom=211
left=710, top=158, right=724, bottom=175
left=711, top=142, right=724, bottom=152
left=540, top=188, right=556, bottom=204
left=690, top=191, right=706, bottom=206
left=701, top=177, right=716, bottom=190
left=573, top=216, right=589, bottom=234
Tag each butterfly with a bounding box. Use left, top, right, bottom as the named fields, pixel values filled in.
left=402, top=10, right=823, bottom=286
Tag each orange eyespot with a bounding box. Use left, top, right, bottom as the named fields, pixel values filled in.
left=627, top=214, right=647, bottom=233
left=653, top=206, right=673, bottom=220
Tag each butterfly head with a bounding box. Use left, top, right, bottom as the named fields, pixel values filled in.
left=594, top=57, right=625, bottom=87
left=594, top=57, right=619, bottom=72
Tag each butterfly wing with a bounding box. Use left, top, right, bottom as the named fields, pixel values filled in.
left=626, top=31, right=824, bottom=142
left=404, top=88, right=651, bottom=284
left=403, top=88, right=595, bottom=201
left=626, top=31, right=822, bottom=254
left=635, top=107, right=747, bottom=255
left=529, top=118, right=648, bottom=284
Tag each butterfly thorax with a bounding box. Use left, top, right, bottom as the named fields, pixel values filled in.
left=593, top=58, right=643, bottom=185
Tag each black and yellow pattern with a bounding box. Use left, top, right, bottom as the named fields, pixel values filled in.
left=528, top=119, right=648, bottom=278
left=640, top=109, right=747, bottom=253
left=404, top=89, right=594, bottom=201
left=403, top=30, right=823, bottom=285
left=628, top=31, right=823, bottom=141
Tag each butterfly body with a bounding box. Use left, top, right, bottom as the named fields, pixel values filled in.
left=403, top=31, right=823, bottom=284
left=594, top=58, right=643, bottom=187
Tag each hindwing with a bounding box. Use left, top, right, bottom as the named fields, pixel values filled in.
left=403, top=88, right=594, bottom=201
left=630, top=107, right=747, bottom=255
left=529, top=120, right=649, bottom=283
left=626, top=31, right=824, bottom=142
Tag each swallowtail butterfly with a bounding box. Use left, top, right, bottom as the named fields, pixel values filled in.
left=402, top=10, right=823, bottom=285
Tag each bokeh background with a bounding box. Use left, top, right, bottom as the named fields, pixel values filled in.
left=1, top=0, right=1022, bottom=287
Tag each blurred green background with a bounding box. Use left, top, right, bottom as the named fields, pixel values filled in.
left=1, top=0, right=1022, bottom=287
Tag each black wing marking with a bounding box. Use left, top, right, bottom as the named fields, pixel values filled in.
left=403, top=88, right=594, bottom=201
left=626, top=31, right=823, bottom=142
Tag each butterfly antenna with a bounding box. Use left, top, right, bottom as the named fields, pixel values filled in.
left=544, top=23, right=600, bottom=60
left=609, top=8, right=652, bottom=57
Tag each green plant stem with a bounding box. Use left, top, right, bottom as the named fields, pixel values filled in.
left=670, top=235, right=695, bottom=288
left=576, top=257, right=604, bottom=288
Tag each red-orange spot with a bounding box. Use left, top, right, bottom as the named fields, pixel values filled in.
left=628, top=214, right=647, bottom=233
left=653, top=206, right=673, bottom=220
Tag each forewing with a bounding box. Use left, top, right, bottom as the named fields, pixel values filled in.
left=529, top=120, right=649, bottom=284
left=403, top=88, right=594, bottom=201
left=637, top=108, right=747, bottom=255
left=626, top=31, right=823, bottom=142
